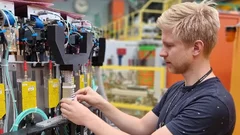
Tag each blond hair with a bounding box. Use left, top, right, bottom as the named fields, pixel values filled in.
left=157, top=0, right=220, bottom=57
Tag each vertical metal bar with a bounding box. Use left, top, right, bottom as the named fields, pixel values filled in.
left=139, top=10, right=143, bottom=40
left=124, top=16, right=128, bottom=39
left=12, top=71, right=17, bottom=88
left=40, top=70, right=44, bottom=85
left=32, top=70, right=36, bottom=81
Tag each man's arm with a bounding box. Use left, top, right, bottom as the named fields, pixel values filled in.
left=86, top=111, right=172, bottom=135
left=98, top=100, right=158, bottom=135
left=85, top=111, right=129, bottom=135
left=85, top=107, right=172, bottom=135
left=75, top=87, right=159, bottom=135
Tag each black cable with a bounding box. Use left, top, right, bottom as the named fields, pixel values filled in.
left=2, top=39, right=8, bottom=60
left=0, top=29, right=8, bottom=59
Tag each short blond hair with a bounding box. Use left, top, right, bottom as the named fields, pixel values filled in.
left=157, top=0, right=220, bottom=57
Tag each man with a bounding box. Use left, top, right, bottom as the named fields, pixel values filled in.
left=60, top=0, right=236, bottom=134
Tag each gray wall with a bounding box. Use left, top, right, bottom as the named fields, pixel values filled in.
left=53, top=0, right=129, bottom=27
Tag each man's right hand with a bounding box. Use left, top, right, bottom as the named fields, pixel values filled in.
left=74, top=86, right=107, bottom=109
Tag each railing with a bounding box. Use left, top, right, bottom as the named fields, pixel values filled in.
left=102, top=0, right=181, bottom=40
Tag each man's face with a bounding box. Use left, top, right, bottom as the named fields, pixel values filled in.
left=160, top=30, right=193, bottom=74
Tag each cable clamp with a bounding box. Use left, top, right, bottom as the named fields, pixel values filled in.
left=35, top=107, right=38, bottom=113
left=12, top=99, right=17, bottom=103
left=5, top=88, right=10, bottom=92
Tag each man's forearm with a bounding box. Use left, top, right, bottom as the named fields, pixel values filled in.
left=97, top=101, right=145, bottom=135
left=85, top=112, right=129, bottom=135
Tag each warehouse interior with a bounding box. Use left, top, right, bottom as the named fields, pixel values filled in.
left=0, top=0, right=239, bottom=134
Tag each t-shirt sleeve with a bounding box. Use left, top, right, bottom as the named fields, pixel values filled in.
left=166, top=96, right=229, bottom=135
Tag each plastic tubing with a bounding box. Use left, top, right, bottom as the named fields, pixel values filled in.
left=10, top=108, right=48, bottom=132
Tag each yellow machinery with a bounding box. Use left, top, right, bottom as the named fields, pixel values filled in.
left=226, top=24, right=240, bottom=135
left=102, top=0, right=181, bottom=40
left=21, top=81, right=37, bottom=111
left=0, top=84, right=5, bottom=119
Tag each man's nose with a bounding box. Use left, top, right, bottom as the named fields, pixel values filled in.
left=160, top=49, right=167, bottom=57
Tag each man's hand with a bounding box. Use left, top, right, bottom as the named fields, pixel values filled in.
left=60, top=97, right=93, bottom=125
left=74, top=86, right=107, bottom=109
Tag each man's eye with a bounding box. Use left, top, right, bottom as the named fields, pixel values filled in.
left=166, top=44, right=173, bottom=47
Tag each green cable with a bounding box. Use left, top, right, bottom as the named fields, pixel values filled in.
left=10, top=108, right=48, bottom=132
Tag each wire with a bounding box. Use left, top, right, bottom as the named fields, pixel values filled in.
left=10, top=108, right=48, bottom=132
left=0, top=9, right=18, bottom=133
left=2, top=9, right=18, bottom=116
left=37, top=11, right=71, bottom=48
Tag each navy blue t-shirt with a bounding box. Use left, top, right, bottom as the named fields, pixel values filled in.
left=152, top=77, right=235, bottom=135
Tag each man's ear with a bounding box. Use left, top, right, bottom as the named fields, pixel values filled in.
left=193, top=40, right=204, bottom=56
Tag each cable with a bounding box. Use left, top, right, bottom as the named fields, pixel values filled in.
left=2, top=9, right=18, bottom=117
left=94, top=67, right=108, bottom=100
left=10, top=108, right=48, bottom=132
left=37, top=11, right=71, bottom=48
left=0, top=9, right=18, bottom=133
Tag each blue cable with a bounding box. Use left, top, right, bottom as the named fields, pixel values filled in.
left=31, top=16, right=44, bottom=29
left=57, top=21, right=64, bottom=27
left=32, top=33, right=38, bottom=37
left=0, top=29, right=6, bottom=34
left=3, top=10, right=15, bottom=26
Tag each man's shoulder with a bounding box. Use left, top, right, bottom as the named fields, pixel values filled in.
left=190, top=78, right=236, bottom=132
left=196, top=77, right=234, bottom=106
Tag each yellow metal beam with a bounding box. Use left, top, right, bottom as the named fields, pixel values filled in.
left=110, top=102, right=153, bottom=111
left=101, top=65, right=164, bottom=71
left=230, top=26, right=240, bottom=135
left=142, top=9, right=163, bottom=14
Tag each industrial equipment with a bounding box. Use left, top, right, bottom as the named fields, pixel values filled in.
left=0, top=0, right=106, bottom=134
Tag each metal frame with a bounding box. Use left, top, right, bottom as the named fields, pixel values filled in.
left=102, top=0, right=181, bottom=40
